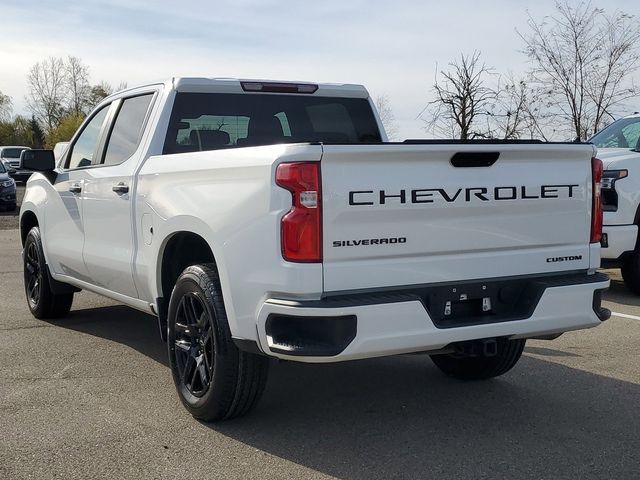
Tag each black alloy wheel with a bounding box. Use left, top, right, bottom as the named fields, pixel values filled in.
left=24, top=239, right=42, bottom=308
left=173, top=293, right=215, bottom=398
left=22, top=226, right=74, bottom=319
left=167, top=264, right=269, bottom=421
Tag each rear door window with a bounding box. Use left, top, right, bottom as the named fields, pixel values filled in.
left=103, top=94, right=154, bottom=166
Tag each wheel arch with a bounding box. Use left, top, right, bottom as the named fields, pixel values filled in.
left=158, top=230, right=218, bottom=301
left=20, top=209, right=39, bottom=247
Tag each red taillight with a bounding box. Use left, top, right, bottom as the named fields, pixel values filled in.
left=276, top=162, right=322, bottom=262
left=591, top=157, right=603, bottom=243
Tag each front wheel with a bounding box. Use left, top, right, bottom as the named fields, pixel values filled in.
left=23, top=226, right=74, bottom=319
left=430, top=338, right=526, bottom=380
left=167, top=264, right=269, bottom=421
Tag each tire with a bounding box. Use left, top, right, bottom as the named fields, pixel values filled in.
left=167, top=264, right=269, bottom=421
left=430, top=338, right=526, bottom=380
left=23, top=226, right=74, bottom=319
left=9, top=203, right=17, bottom=212
left=621, top=251, right=640, bottom=295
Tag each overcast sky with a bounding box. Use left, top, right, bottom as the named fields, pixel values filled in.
left=1, top=0, right=639, bottom=139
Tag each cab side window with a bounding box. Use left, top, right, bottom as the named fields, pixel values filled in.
left=66, top=105, right=110, bottom=169
left=103, top=94, right=154, bottom=166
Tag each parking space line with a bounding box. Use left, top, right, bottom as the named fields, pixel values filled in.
left=611, top=311, right=640, bottom=322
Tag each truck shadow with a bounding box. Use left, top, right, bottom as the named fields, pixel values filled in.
left=51, top=305, right=169, bottom=367
left=53, top=305, right=639, bottom=479
left=215, top=355, right=639, bottom=479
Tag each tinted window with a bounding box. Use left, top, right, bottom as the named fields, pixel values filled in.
left=163, top=93, right=381, bottom=154
left=103, top=94, right=153, bottom=166
left=1, top=148, right=27, bottom=158
left=0, top=162, right=5, bottom=173
left=67, top=106, right=109, bottom=169
left=590, top=117, right=640, bottom=149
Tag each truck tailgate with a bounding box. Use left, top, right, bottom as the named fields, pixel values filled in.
left=321, top=143, right=596, bottom=292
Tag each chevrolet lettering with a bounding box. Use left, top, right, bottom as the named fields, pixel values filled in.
left=349, top=185, right=580, bottom=206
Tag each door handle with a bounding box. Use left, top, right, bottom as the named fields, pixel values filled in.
left=112, top=183, right=130, bottom=194
left=69, top=183, right=82, bottom=194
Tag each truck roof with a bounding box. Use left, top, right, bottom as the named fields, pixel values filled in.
left=108, top=77, right=370, bottom=100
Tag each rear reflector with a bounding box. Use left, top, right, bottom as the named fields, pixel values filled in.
left=276, top=162, right=322, bottom=262
left=241, top=81, right=318, bottom=94
left=591, top=157, right=603, bottom=243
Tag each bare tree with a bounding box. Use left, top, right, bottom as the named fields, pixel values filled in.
left=64, top=56, right=90, bottom=116
left=519, top=1, right=640, bottom=139
left=483, top=75, right=552, bottom=140
left=0, top=91, right=12, bottom=122
left=26, top=57, right=67, bottom=131
left=375, top=94, right=399, bottom=140
left=422, top=51, right=496, bottom=139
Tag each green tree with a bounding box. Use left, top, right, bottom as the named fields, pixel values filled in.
left=29, top=116, right=45, bottom=148
left=0, top=116, right=35, bottom=146
left=45, top=113, right=85, bottom=147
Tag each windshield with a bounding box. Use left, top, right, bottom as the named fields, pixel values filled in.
left=163, top=93, right=382, bottom=154
left=0, top=148, right=28, bottom=159
left=590, top=117, right=640, bottom=150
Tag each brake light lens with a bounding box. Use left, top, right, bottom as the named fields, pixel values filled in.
left=241, top=81, right=318, bottom=94
left=276, top=162, right=322, bottom=262
left=591, top=157, right=603, bottom=243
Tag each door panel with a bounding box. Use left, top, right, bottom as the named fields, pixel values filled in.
left=44, top=171, right=91, bottom=280
left=43, top=105, right=111, bottom=280
left=82, top=93, right=154, bottom=299
left=82, top=165, right=138, bottom=296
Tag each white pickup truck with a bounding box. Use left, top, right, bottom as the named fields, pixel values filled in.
left=589, top=113, right=640, bottom=292
left=19, top=78, right=610, bottom=421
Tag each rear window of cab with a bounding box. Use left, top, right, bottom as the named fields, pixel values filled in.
left=163, top=93, right=381, bottom=154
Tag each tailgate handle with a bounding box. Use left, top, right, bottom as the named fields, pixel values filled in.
left=450, top=152, right=500, bottom=167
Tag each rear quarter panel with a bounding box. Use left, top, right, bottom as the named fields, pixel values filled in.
left=135, top=144, right=323, bottom=340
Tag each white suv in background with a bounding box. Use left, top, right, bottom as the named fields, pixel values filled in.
left=590, top=113, right=640, bottom=292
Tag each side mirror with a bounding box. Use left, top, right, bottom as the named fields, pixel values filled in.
left=20, top=150, right=55, bottom=172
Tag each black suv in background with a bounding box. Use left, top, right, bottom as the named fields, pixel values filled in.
left=0, top=161, right=17, bottom=211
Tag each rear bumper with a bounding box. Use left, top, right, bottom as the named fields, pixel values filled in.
left=601, top=224, right=637, bottom=259
left=251, top=272, right=610, bottom=363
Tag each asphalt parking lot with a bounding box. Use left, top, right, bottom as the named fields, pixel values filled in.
left=1, top=209, right=639, bottom=479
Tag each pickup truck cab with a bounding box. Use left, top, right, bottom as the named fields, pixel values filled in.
left=0, top=146, right=31, bottom=183
left=590, top=113, right=640, bottom=292
left=20, top=78, right=610, bottom=421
